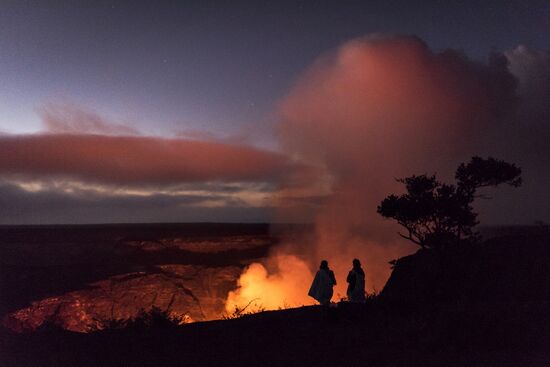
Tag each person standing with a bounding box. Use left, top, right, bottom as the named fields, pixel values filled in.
left=308, top=260, right=337, bottom=305
left=346, top=258, right=366, bottom=303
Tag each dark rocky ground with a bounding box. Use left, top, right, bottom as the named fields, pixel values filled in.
left=2, top=225, right=550, bottom=366
left=2, top=298, right=549, bottom=367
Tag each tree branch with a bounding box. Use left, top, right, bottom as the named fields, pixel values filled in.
left=397, top=231, right=422, bottom=246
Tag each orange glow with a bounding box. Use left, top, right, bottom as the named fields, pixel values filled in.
left=225, top=238, right=407, bottom=313
left=225, top=254, right=315, bottom=313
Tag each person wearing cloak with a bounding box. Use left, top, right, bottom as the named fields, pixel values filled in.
left=308, top=260, right=336, bottom=305
left=346, top=258, right=366, bottom=303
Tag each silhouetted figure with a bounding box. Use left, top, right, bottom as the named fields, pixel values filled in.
left=308, top=260, right=336, bottom=305
left=346, top=258, right=366, bottom=303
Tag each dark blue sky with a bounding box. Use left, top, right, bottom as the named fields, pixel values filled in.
left=1, top=0, right=548, bottom=139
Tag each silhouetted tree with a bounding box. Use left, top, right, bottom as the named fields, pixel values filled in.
left=377, top=157, right=521, bottom=249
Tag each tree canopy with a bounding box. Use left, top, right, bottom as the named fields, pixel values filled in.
left=377, top=157, right=522, bottom=249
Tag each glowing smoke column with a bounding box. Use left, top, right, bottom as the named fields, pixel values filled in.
left=225, top=254, right=314, bottom=312
left=226, top=34, right=518, bottom=310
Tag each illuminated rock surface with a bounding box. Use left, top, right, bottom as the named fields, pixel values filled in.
left=0, top=224, right=281, bottom=333
left=4, top=265, right=241, bottom=332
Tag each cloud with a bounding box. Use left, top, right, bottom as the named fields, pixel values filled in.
left=0, top=182, right=272, bottom=224
left=40, top=104, right=140, bottom=135
left=505, top=45, right=550, bottom=125
left=0, top=105, right=305, bottom=223
left=0, top=134, right=299, bottom=187
left=275, top=35, right=550, bottom=231
left=278, top=35, right=517, bottom=173
left=501, top=45, right=550, bottom=167
left=276, top=35, right=524, bottom=250
left=228, top=35, right=550, bottom=310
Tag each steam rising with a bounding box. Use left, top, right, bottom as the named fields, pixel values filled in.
left=225, top=254, right=314, bottom=313
left=226, top=35, right=550, bottom=311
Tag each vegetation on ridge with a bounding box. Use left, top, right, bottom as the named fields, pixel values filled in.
left=377, top=156, right=521, bottom=249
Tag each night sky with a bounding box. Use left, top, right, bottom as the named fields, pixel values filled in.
left=1, top=0, right=549, bottom=224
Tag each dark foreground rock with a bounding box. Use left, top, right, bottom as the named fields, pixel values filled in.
left=2, top=299, right=550, bottom=367
left=381, top=230, right=550, bottom=303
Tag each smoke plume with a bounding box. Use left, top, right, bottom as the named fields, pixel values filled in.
left=226, top=35, right=550, bottom=311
